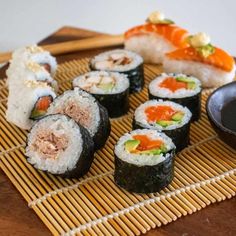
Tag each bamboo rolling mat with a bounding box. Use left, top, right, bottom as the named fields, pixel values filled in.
left=0, top=58, right=236, bottom=236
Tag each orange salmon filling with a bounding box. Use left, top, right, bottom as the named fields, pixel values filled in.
left=132, top=135, right=163, bottom=151
left=145, top=105, right=176, bottom=122
left=159, top=77, right=187, bottom=92
left=35, top=96, right=53, bottom=111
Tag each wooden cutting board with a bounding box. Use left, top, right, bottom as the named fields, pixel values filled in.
left=0, top=26, right=236, bottom=236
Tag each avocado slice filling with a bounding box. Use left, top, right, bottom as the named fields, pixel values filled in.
left=124, top=139, right=166, bottom=155
left=97, top=82, right=114, bottom=92
left=156, top=111, right=184, bottom=127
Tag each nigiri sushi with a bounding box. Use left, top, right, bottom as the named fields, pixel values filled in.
left=124, top=11, right=189, bottom=64
left=163, top=32, right=235, bottom=88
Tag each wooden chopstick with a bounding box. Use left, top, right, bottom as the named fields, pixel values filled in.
left=0, top=34, right=124, bottom=64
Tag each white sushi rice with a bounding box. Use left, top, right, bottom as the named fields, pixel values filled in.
left=26, top=115, right=83, bottom=174
left=114, top=129, right=175, bottom=166
left=47, top=88, right=100, bottom=137
left=90, top=49, right=143, bottom=72
left=125, top=33, right=175, bottom=64
left=6, top=83, right=56, bottom=130
left=149, top=73, right=201, bottom=98
left=134, top=100, right=192, bottom=131
left=73, top=71, right=129, bottom=94
left=163, top=56, right=236, bottom=88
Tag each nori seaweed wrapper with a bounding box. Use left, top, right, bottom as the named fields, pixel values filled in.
left=122, top=63, right=144, bottom=93
left=149, top=90, right=202, bottom=122
left=93, top=103, right=111, bottom=150
left=59, top=124, right=95, bottom=178
left=26, top=114, right=95, bottom=179
left=91, top=88, right=129, bottom=118
left=90, top=63, right=144, bottom=94
left=133, top=120, right=190, bottom=153
left=114, top=149, right=175, bottom=193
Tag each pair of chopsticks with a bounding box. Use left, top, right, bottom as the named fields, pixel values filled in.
left=0, top=34, right=124, bottom=64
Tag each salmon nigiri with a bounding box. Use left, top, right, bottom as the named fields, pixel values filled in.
left=163, top=32, right=235, bottom=88
left=124, top=11, right=189, bottom=64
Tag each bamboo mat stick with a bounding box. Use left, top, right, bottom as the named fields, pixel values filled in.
left=0, top=34, right=124, bottom=63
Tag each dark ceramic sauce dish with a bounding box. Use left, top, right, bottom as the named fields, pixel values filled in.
left=206, top=81, right=236, bottom=150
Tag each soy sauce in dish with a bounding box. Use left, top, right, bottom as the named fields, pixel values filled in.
left=221, top=99, right=236, bottom=132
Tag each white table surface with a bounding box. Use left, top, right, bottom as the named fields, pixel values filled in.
left=1, top=0, right=236, bottom=55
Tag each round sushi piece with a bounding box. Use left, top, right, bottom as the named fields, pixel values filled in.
left=10, top=45, right=57, bottom=76
left=90, top=49, right=144, bottom=93
left=47, top=88, right=110, bottom=150
left=149, top=73, right=202, bottom=121
left=7, top=60, right=58, bottom=92
left=133, top=100, right=192, bottom=152
left=114, top=129, right=176, bottom=193
left=6, top=82, right=56, bottom=130
left=73, top=71, right=130, bottom=118
left=26, top=114, right=94, bottom=178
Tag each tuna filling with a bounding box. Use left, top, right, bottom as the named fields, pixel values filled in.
left=56, top=101, right=92, bottom=131
left=95, top=53, right=132, bottom=70
left=32, top=130, right=69, bottom=159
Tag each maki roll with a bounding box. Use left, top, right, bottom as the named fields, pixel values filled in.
left=163, top=32, right=235, bottom=87
left=90, top=49, right=144, bottom=93
left=47, top=88, right=110, bottom=150
left=133, top=100, right=192, bottom=152
left=6, top=81, right=56, bottom=129
left=124, top=11, right=189, bottom=64
left=8, top=45, right=57, bottom=76
left=73, top=71, right=129, bottom=118
left=6, top=45, right=58, bottom=130
left=114, top=129, right=176, bottom=193
left=149, top=73, right=202, bottom=121
left=26, top=114, right=94, bottom=178
left=7, top=60, right=58, bottom=91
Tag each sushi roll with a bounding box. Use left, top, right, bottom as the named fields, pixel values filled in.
left=90, top=49, right=144, bottom=93
left=133, top=100, right=192, bottom=152
left=7, top=60, right=58, bottom=91
left=124, top=11, right=189, bottom=64
left=6, top=81, right=56, bottom=130
left=114, top=129, right=176, bottom=193
left=26, top=114, right=94, bottom=178
left=47, top=88, right=110, bottom=150
left=149, top=73, right=202, bottom=121
left=73, top=71, right=130, bottom=118
left=163, top=32, right=236, bottom=88
left=8, top=45, right=57, bottom=76
left=6, top=45, right=58, bottom=130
